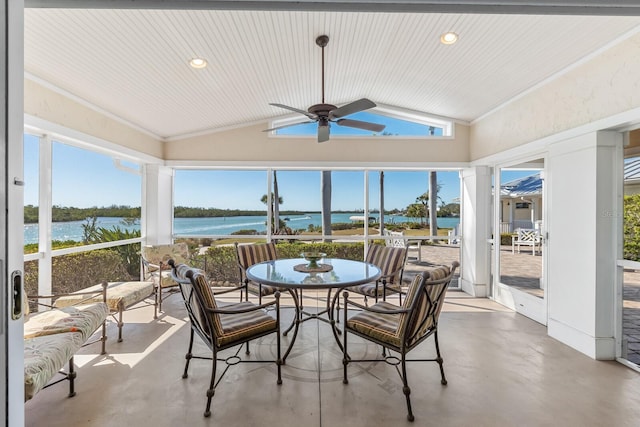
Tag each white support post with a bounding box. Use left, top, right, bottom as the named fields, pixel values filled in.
left=38, top=135, right=52, bottom=305
left=547, top=130, right=622, bottom=359
left=459, top=166, right=492, bottom=297
left=142, top=164, right=174, bottom=245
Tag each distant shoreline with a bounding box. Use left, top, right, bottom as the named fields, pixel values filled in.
left=23, top=213, right=461, bottom=246
left=24, top=205, right=452, bottom=224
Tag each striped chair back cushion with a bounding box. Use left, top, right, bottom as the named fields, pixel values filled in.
left=402, top=265, right=451, bottom=346
left=365, top=244, right=407, bottom=285
left=236, top=242, right=278, bottom=273
left=184, top=269, right=223, bottom=340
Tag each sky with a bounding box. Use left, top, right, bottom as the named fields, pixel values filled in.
left=24, top=128, right=536, bottom=211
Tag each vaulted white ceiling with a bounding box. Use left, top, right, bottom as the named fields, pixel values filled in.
left=24, top=9, right=640, bottom=140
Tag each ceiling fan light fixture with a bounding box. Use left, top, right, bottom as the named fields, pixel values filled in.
left=440, top=32, right=458, bottom=45
left=189, top=57, right=208, bottom=69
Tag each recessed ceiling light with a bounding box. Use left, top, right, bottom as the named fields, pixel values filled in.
left=440, top=32, right=458, bottom=45
left=189, top=58, right=208, bottom=69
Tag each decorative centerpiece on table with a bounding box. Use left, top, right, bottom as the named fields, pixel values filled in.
left=294, top=252, right=333, bottom=273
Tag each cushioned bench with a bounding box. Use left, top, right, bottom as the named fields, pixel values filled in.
left=25, top=285, right=109, bottom=401
left=54, top=281, right=155, bottom=342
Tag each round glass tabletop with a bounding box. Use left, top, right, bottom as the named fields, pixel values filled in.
left=246, top=258, right=381, bottom=289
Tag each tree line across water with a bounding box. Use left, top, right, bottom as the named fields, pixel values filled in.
left=25, top=205, right=334, bottom=223
left=24, top=204, right=460, bottom=224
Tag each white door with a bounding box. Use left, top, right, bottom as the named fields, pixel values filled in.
left=492, top=158, right=548, bottom=325
left=2, top=1, right=25, bottom=425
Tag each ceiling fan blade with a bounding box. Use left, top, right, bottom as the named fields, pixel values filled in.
left=263, top=120, right=315, bottom=132
left=269, top=103, right=317, bottom=119
left=336, top=118, right=386, bottom=133
left=330, top=98, right=377, bottom=118
left=318, top=124, right=330, bottom=143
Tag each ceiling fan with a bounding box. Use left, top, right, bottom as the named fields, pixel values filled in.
left=264, top=35, right=386, bottom=143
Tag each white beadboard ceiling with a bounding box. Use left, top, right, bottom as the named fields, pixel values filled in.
left=24, top=9, right=640, bottom=140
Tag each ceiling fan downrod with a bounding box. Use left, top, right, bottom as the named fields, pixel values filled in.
left=316, top=35, right=329, bottom=104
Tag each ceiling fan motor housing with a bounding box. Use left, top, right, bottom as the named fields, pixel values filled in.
left=308, top=103, right=337, bottom=118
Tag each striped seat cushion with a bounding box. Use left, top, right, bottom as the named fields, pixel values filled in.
left=247, top=282, right=282, bottom=297
left=217, top=302, right=277, bottom=347
left=190, top=271, right=276, bottom=347
left=346, top=300, right=403, bottom=347
left=347, top=265, right=452, bottom=348
left=346, top=281, right=401, bottom=297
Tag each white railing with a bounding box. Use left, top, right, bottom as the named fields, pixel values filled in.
left=23, top=237, right=143, bottom=261
left=500, top=220, right=534, bottom=233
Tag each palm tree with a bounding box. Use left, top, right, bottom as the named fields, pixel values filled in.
left=273, top=171, right=280, bottom=233
left=261, top=190, right=283, bottom=234
left=429, top=171, right=438, bottom=237
left=416, top=176, right=442, bottom=232
left=321, top=171, right=332, bottom=241
left=379, top=171, right=385, bottom=234
left=415, top=192, right=430, bottom=226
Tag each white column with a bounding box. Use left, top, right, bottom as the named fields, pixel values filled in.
left=38, top=135, right=52, bottom=301
left=547, top=130, right=622, bottom=359
left=142, top=164, right=174, bottom=245
left=460, top=166, right=492, bottom=297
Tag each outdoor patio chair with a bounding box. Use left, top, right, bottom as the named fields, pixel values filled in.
left=336, top=244, right=408, bottom=322
left=348, top=243, right=408, bottom=303
left=341, top=261, right=459, bottom=422
left=235, top=241, right=297, bottom=333
left=235, top=241, right=283, bottom=304
left=140, top=242, right=191, bottom=318
left=169, top=260, right=282, bottom=418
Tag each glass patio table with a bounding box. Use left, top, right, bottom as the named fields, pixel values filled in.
left=246, top=257, right=381, bottom=361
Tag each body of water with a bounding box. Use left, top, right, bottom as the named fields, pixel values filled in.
left=23, top=213, right=460, bottom=245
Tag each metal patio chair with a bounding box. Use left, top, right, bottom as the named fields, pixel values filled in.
left=341, top=261, right=459, bottom=422
left=169, top=260, right=282, bottom=418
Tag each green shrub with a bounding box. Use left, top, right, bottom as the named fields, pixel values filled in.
left=198, top=246, right=238, bottom=283
left=200, top=242, right=365, bottom=284
left=624, top=194, right=640, bottom=261
left=275, top=242, right=364, bottom=260
left=500, top=233, right=514, bottom=245
left=231, top=229, right=259, bottom=235
left=330, top=222, right=361, bottom=231
left=24, top=249, right=132, bottom=296
left=93, top=226, right=141, bottom=278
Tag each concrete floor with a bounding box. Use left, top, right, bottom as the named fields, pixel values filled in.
left=25, top=288, right=640, bottom=427
left=404, top=243, right=640, bottom=366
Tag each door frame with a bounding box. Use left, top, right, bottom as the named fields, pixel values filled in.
left=491, top=155, right=548, bottom=325
left=2, top=1, right=25, bottom=425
